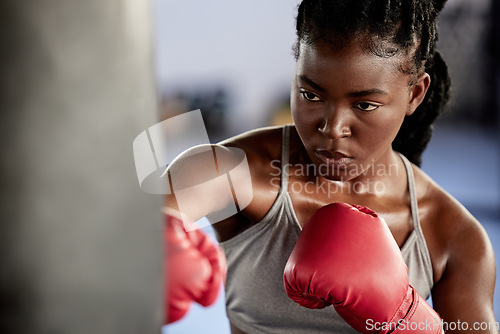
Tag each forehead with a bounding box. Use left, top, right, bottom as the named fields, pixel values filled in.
left=295, top=41, right=409, bottom=90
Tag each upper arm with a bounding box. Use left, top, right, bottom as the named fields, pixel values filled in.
left=431, top=210, right=498, bottom=333
left=163, top=143, right=253, bottom=223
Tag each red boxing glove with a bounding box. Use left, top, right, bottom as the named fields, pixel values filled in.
left=165, top=212, right=226, bottom=324
left=284, top=203, right=443, bottom=334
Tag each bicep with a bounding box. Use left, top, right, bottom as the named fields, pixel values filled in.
left=431, top=220, right=498, bottom=333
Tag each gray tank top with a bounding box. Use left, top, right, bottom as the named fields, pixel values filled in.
left=220, top=125, right=434, bottom=334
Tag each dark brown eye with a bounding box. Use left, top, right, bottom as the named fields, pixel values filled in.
left=300, top=90, right=321, bottom=102
left=356, top=102, right=379, bottom=112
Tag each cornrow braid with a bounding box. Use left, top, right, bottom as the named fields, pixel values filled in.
left=295, top=0, right=451, bottom=166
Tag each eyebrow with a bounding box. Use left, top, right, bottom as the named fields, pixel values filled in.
left=298, top=75, right=326, bottom=93
left=298, top=74, right=389, bottom=97
left=347, top=89, right=389, bottom=98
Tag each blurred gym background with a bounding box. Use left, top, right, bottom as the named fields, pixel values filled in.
left=0, top=0, right=498, bottom=333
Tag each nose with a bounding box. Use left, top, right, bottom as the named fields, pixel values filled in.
left=318, top=107, right=352, bottom=140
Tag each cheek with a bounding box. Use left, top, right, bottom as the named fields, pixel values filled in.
left=369, top=91, right=411, bottom=137
left=352, top=104, right=408, bottom=150
left=291, top=102, right=319, bottom=142
left=367, top=109, right=407, bottom=146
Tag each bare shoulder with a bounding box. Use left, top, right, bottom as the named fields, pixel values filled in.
left=412, top=165, right=497, bottom=327
left=412, top=165, right=495, bottom=275
left=218, top=125, right=286, bottom=189
left=218, top=124, right=286, bottom=203
left=218, top=125, right=284, bottom=164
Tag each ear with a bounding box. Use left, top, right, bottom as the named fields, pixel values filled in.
left=406, top=72, right=431, bottom=116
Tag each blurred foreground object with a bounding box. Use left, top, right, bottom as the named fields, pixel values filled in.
left=0, top=1, right=162, bottom=333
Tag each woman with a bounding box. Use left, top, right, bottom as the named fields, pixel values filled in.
left=165, top=0, right=497, bottom=333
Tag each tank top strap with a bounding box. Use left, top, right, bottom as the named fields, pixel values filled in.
left=398, top=153, right=421, bottom=231
left=280, top=125, right=291, bottom=193
left=398, top=152, right=434, bottom=279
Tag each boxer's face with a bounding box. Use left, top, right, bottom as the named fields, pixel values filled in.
left=291, top=39, right=426, bottom=182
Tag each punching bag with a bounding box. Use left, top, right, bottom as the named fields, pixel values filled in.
left=0, top=1, right=162, bottom=333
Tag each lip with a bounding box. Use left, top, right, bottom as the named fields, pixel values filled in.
left=315, top=149, right=353, bottom=169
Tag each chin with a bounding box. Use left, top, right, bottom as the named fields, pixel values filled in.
left=322, top=173, right=354, bottom=183
left=313, top=165, right=355, bottom=182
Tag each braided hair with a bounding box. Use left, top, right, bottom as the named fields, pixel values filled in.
left=294, top=0, right=451, bottom=166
